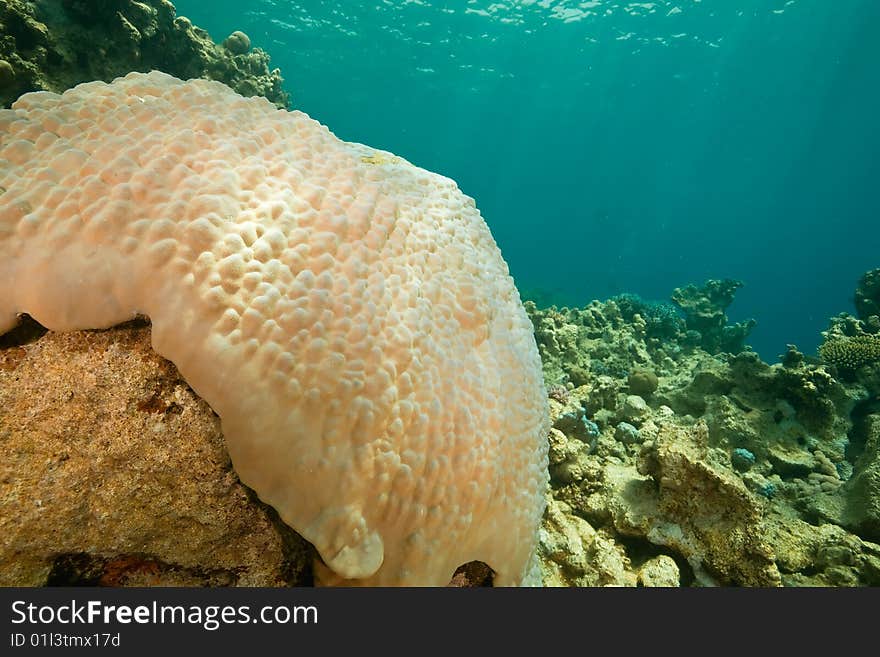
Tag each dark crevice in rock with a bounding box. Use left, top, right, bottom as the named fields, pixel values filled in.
left=241, top=484, right=315, bottom=586
left=46, top=553, right=104, bottom=586
left=449, top=561, right=494, bottom=587
left=616, top=534, right=695, bottom=587
left=0, top=314, right=48, bottom=349
left=846, top=402, right=880, bottom=464
left=47, top=552, right=250, bottom=586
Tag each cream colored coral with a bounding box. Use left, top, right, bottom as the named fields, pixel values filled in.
left=0, top=71, right=549, bottom=586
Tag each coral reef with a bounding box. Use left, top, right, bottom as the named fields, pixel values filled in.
left=533, top=273, right=880, bottom=586
left=0, top=0, right=878, bottom=589
left=527, top=277, right=754, bottom=393
left=0, top=0, right=288, bottom=108
left=11, top=275, right=879, bottom=588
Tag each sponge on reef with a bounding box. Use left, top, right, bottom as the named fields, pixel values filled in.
left=0, top=71, right=550, bottom=586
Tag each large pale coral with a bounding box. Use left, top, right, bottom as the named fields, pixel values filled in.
left=0, top=71, right=549, bottom=586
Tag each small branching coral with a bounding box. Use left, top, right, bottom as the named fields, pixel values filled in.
left=819, top=335, right=880, bottom=371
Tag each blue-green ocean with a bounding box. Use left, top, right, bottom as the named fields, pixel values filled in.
left=175, top=0, right=880, bottom=360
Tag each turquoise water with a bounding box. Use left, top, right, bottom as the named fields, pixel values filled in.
left=175, top=0, right=880, bottom=359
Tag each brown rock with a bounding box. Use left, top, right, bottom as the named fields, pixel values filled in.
left=0, top=317, right=313, bottom=586
left=633, top=421, right=781, bottom=586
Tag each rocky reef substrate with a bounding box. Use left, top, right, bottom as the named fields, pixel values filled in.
left=532, top=273, right=880, bottom=586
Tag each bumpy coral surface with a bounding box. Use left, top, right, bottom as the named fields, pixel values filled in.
left=0, top=71, right=549, bottom=586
